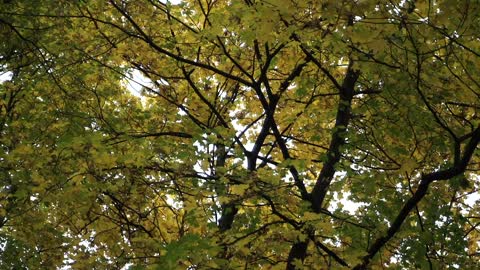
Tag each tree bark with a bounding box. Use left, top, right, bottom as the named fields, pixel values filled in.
left=286, top=64, right=359, bottom=269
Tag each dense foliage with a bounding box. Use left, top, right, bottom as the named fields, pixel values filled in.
left=1, top=0, right=480, bottom=269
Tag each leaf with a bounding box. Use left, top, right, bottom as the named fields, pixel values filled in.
left=400, top=158, right=418, bottom=174
left=231, top=184, right=249, bottom=196
left=2, top=1, right=480, bottom=269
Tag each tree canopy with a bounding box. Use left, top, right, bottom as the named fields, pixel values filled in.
left=1, top=0, right=480, bottom=269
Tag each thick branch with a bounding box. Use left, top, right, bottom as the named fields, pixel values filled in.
left=287, top=62, right=359, bottom=269
left=310, top=63, right=359, bottom=212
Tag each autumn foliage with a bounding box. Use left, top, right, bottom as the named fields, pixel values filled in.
left=1, top=0, right=480, bottom=269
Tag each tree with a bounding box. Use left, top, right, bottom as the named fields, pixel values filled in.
left=1, top=0, right=480, bottom=269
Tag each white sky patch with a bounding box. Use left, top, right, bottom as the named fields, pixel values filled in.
left=464, top=193, right=479, bottom=207
left=330, top=191, right=367, bottom=214
left=328, top=172, right=366, bottom=214
left=123, top=69, right=152, bottom=98
left=463, top=174, right=480, bottom=210
left=0, top=71, right=13, bottom=82
left=121, top=263, right=133, bottom=270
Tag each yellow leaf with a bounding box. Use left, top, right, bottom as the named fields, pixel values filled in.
left=400, top=158, right=417, bottom=174
left=16, top=144, right=33, bottom=155
left=231, top=184, right=249, bottom=196
left=303, top=211, right=320, bottom=221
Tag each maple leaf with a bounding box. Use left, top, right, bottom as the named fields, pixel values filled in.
left=1, top=0, right=480, bottom=269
